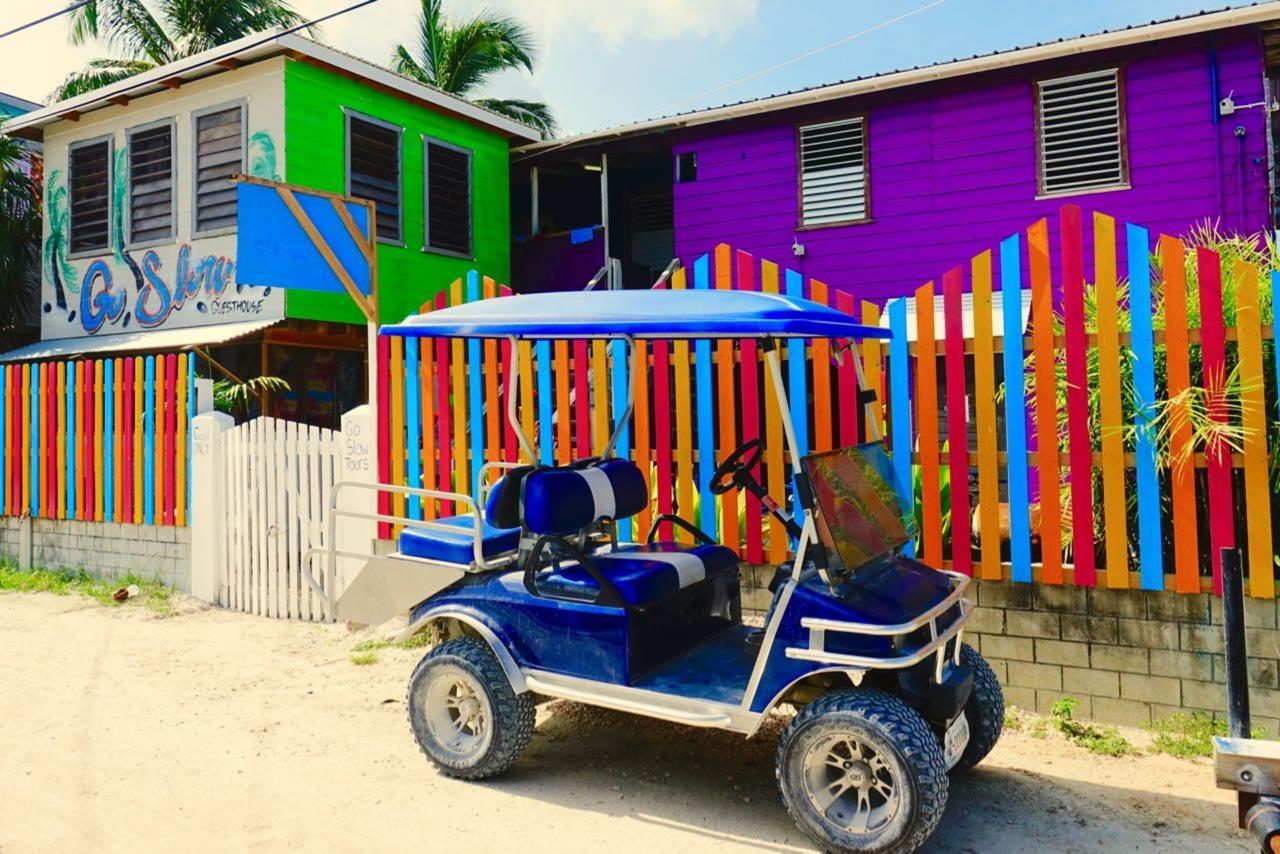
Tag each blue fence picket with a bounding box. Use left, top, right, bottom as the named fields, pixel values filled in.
left=1127, top=223, right=1163, bottom=590
left=693, top=255, right=717, bottom=538
left=405, top=337, right=422, bottom=520
left=887, top=298, right=913, bottom=557
left=28, top=364, right=37, bottom=517
left=65, top=361, right=75, bottom=519
left=999, top=234, right=1032, bottom=583
left=611, top=335, right=633, bottom=540
left=784, top=268, right=809, bottom=530
left=104, top=359, right=114, bottom=523
left=143, top=356, right=155, bottom=526
left=536, top=340, right=553, bottom=466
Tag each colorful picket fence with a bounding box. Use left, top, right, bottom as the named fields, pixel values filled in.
left=381, top=204, right=1279, bottom=598
left=0, top=352, right=196, bottom=526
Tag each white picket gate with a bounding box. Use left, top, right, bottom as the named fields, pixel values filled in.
left=212, top=416, right=340, bottom=620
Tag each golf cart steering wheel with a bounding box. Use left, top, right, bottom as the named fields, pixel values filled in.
left=711, top=439, right=763, bottom=495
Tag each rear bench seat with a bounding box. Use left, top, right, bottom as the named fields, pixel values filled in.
left=397, top=468, right=529, bottom=565
left=522, top=459, right=739, bottom=608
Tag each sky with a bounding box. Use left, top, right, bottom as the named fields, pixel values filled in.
left=0, top=0, right=1265, bottom=135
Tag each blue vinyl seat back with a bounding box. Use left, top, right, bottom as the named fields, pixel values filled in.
left=398, top=474, right=520, bottom=565
left=535, top=541, right=739, bottom=607
left=522, top=459, right=648, bottom=535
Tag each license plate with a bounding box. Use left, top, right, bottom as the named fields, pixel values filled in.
left=944, top=713, right=970, bottom=770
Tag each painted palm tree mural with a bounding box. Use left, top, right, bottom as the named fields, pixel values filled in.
left=55, top=0, right=306, bottom=99
left=392, top=0, right=556, bottom=137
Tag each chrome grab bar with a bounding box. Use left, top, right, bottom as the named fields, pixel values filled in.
left=650, top=258, right=681, bottom=289
left=584, top=264, right=609, bottom=291
left=302, top=480, right=517, bottom=620
left=785, top=571, right=970, bottom=681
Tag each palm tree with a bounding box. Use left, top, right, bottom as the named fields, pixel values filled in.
left=55, top=0, right=306, bottom=100
left=392, top=0, right=555, bottom=137
left=0, top=136, right=41, bottom=338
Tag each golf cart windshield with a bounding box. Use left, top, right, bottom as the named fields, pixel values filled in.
left=802, top=444, right=909, bottom=573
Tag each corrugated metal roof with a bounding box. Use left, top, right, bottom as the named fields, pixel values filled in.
left=515, top=1, right=1280, bottom=156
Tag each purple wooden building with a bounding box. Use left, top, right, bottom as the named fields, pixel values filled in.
left=512, top=4, right=1280, bottom=303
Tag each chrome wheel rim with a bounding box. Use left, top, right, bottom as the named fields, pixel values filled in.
left=420, top=665, right=493, bottom=762
left=802, top=734, right=899, bottom=834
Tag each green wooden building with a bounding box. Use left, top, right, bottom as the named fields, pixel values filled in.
left=2, top=33, right=538, bottom=424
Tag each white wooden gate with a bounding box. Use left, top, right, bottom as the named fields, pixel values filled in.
left=216, top=417, right=340, bottom=620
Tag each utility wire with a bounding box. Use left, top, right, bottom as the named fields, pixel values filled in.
left=0, top=1, right=92, bottom=42
left=513, top=0, right=947, bottom=162
left=657, top=0, right=948, bottom=114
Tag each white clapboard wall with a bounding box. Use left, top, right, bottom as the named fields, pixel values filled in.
left=216, top=417, right=341, bottom=620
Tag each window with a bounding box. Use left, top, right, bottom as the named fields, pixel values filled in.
left=424, top=137, right=471, bottom=257
left=1036, top=68, right=1125, bottom=196
left=346, top=114, right=402, bottom=243
left=798, top=117, right=867, bottom=227
left=68, top=137, right=111, bottom=254
left=193, top=104, right=244, bottom=234
left=128, top=121, right=174, bottom=245
left=675, top=151, right=697, bottom=183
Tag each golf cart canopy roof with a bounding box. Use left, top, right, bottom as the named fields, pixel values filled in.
left=382, top=290, right=891, bottom=341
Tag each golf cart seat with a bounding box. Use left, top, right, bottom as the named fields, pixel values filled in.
left=522, top=458, right=739, bottom=608
left=537, top=541, right=739, bottom=607
left=397, top=468, right=530, bottom=565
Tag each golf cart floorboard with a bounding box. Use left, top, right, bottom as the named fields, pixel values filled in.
left=632, top=625, right=759, bottom=706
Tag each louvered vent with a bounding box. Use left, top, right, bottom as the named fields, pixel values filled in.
left=195, top=106, right=243, bottom=233
left=799, top=117, right=866, bottom=227
left=69, top=139, right=111, bottom=253
left=348, top=116, right=401, bottom=243
left=1037, top=69, right=1125, bottom=195
left=129, top=124, right=174, bottom=244
left=425, top=139, right=471, bottom=256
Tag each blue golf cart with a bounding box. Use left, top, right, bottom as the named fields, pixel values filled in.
left=309, top=289, right=1003, bottom=853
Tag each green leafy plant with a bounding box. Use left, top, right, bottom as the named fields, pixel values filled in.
left=397, top=630, right=433, bottom=649
left=213, top=375, right=290, bottom=418
left=1145, top=712, right=1266, bottom=758
left=0, top=562, right=173, bottom=614
left=1051, top=697, right=1135, bottom=756
left=0, top=136, right=41, bottom=337
left=391, top=0, right=556, bottom=136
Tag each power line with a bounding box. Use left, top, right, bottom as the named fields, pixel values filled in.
left=657, top=0, right=948, bottom=114
left=513, top=0, right=947, bottom=163
left=0, top=1, right=92, bottom=42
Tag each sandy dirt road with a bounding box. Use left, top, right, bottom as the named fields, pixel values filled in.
left=0, top=593, right=1253, bottom=853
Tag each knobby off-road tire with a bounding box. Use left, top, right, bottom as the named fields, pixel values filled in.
left=776, top=689, right=948, bottom=854
left=950, top=643, right=1004, bottom=774
left=406, top=637, right=535, bottom=780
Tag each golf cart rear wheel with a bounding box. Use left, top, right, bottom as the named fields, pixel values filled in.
left=950, top=643, right=1004, bottom=774
left=777, top=689, right=948, bottom=854
left=406, top=637, right=535, bottom=780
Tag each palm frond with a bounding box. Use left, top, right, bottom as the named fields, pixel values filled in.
left=413, top=0, right=447, bottom=86
left=474, top=98, right=557, bottom=137
left=436, top=15, right=536, bottom=95
left=53, top=58, right=157, bottom=100
left=69, top=0, right=172, bottom=63
left=161, top=0, right=307, bottom=56
left=390, top=44, right=432, bottom=85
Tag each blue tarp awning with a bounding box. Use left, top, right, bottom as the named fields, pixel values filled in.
left=381, top=290, right=891, bottom=341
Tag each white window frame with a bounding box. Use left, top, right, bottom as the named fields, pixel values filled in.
left=125, top=116, right=177, bottom=249
left=1035, top=67, right=1128, bottom=199
left=66, top=133, right=114, bottom=259
left=797, top=115, right=870, bottom=229
left=190, top=99, right=247, bottom=238
left=422, top=134, right=473, bottom=259
left=344, top=108, right=404, bottom=247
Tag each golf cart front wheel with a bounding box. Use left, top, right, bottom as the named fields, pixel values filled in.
left=949, top=643, right=1004, bottom=774
left=406, top=637, right=535, bottom=780
left=776, top=689, right=948, bottom=854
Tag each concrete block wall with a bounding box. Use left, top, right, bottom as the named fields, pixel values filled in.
left=740, top=568, right=1277, bottom=732
left=0, top=517, right=191, bottom=591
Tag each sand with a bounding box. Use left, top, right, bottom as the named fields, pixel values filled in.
left=0, top=592, right=1253, bottom=852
